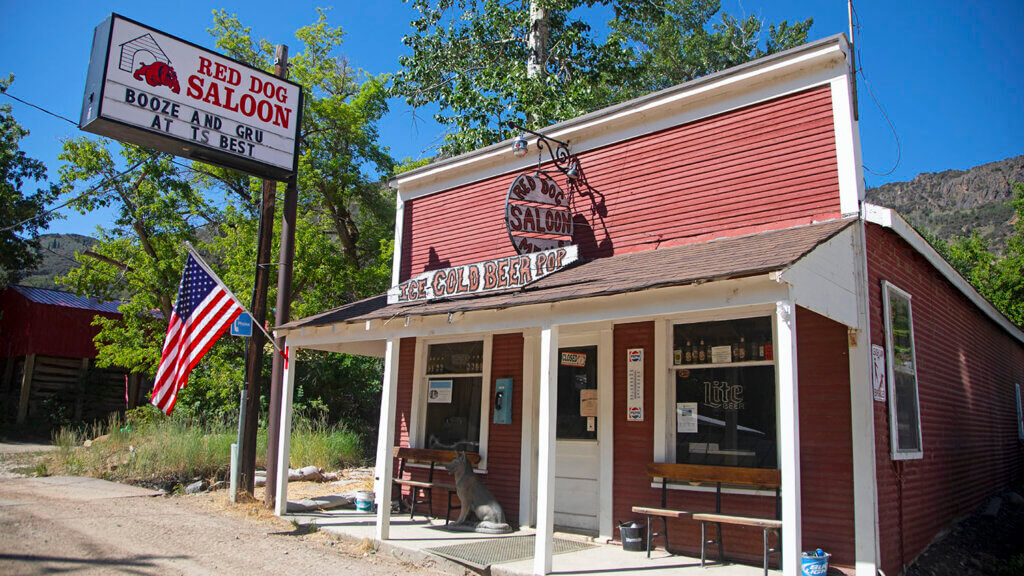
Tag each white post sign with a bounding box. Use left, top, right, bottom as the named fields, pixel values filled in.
left=626, top=348, right=644, bottom=421
left=80, top=14, right=302, bottom=180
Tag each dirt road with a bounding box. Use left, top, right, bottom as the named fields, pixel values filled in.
left=0, top=473, right=441, bottom=575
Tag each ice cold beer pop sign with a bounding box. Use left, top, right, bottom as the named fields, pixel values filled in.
left=79, top=14, right=302, bottom=180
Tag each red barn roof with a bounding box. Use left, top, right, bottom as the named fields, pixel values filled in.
left=0, top=286, right=124, bottom=359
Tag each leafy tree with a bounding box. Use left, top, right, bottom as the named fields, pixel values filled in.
left=58, top=12, right=396, bottom=431
left=0, top=75, right=61, bottom=286
left=931, top=182, right=1024, bottom=327
left=395, top=0, right=812, bottom=155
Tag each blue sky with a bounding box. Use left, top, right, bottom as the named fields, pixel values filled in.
left=2, top=1, right=1022, bottom=236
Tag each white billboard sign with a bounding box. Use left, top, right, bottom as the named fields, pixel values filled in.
left=80, top=14, right=302, bottom=180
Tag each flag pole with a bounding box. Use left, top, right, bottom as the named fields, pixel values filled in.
left=183, top=242, right=283, bottom=355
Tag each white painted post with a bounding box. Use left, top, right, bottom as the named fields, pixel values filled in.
left=534, top=325, right=558, bottom=575
left=598, top=327, right=614, bottom=540
left=850, top=221, right=880, bottom=576
left=519, top=329, right=539, bottom=529
left=375, top=338, right=401, bottom=540
left=776, top=301, right=801, bottom=574
left=274, top=345, right=297, bottom=516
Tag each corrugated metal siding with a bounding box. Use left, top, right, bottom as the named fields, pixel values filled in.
left=0, top=288, right=122, bottom=359
left=797, top=308, right=855, bottom=570
left=10, top=285, right=123, bottom=313
left=401, top=86, right=840, bottom=281
left=866, top=224, right=1024, bottom=575
left=612, top=321, right=657, bottom=534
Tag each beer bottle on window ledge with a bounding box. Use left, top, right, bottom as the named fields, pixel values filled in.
left=738, top=336, right=747, bottom=361
left=684, top=340, right=693, bottom=364
left=698, top=339, right=707, bottom=363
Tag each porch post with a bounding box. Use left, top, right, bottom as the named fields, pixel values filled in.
left=274, top=345, right=297, bottom=516
left=375, top=338, right=401, bottom=540
left=776, top=301, right=801, bottom=573
left=534, top=325, right=558, bottom=575
left=519, top=329, right=539, bottom=528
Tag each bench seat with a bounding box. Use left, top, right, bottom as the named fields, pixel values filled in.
left=391, top=447, right=480, bottom=523
left=692, top=513, right=782, bottom=529
left=631, top=506, right=691, bottom=518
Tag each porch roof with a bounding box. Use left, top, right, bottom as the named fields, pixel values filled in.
left=279, top=218, right=855, bottom=333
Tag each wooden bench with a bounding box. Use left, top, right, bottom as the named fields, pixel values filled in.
left=391, top=447, right=481, bottom=523
left=631, top=463, right=781, bottom=576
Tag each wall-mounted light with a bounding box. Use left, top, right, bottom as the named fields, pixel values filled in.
left=512, top=134, right=529, bottom=158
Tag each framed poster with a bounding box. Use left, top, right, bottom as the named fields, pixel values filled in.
left=427, top=379, right=453, bottom=404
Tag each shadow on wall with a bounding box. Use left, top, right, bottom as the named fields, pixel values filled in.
left=569, top=163, right=614, bottom=259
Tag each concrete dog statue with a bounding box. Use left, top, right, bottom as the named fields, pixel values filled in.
left=444, top=451, right=512, bottom=533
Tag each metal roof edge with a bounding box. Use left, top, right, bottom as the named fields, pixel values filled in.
left=388, top=33, right=849, bottom=189
left=862, top=202, right=1024, bottom=345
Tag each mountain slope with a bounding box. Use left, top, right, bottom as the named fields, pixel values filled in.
left=19, top=233, right=97, bottom=289
left=866, top=155, right=1023, bottom=253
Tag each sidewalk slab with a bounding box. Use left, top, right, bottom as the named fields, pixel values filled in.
left=285, top=507, right=780, bottom=576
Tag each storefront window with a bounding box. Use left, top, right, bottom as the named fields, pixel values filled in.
left=883, top=283, right=923, bottom=459
left=424, top=341, right=483, bottom=452
left=673, top=318, right=777, bottom=469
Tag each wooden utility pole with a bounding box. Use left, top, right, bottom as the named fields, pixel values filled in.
left=238, top=44, right=289, bottom=497
left=265, top=171, right=297, bottom=509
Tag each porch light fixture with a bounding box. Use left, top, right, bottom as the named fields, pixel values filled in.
left=506, top=121, right=580, bottom=182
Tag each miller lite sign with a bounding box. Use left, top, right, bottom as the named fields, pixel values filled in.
left=79, top=14, right=302, bottom=180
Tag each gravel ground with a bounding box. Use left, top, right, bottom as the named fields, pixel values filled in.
left=0, top=444, right=443, bottom=576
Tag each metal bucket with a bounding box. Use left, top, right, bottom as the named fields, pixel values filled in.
left=619, top=522, right=644, bottom=552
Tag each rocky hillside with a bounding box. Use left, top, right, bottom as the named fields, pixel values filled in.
left=18, top=233, right=97, bottom=289
left=866, top=155, right=1023, bottom=253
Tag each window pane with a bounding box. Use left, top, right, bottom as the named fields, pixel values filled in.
left=427, top=341, right=484, bottom=374
left=673, top=317, right=773, bottom=364
left=894, top=371, right=921, bottom=452
left=890, top=295, right=915, bottom=374
left=675, top=366, right=777, bottom=469
left=557, top=346, right=598, bottom=440
left=425, top=376, right=482, bottom=451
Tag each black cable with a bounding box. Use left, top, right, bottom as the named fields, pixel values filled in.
left=0, top=90, right=78, bottom=126
left=851, top=3, right=902, bottom=177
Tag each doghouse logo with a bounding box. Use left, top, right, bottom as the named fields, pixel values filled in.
left=119, top=33, right=180, bottom=94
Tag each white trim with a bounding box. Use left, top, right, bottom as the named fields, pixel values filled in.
left=653, top=319, right=669, bottom=463
left=374, top=338, right=401, bottom=540
left=780, top=226, right=859, bottom=327
left=775, top=300, right=802, bottom=574
left=284, top=277, right=790, bottom=349
left=535, top=325, right=559, bottom=575
left=274, top=344, right=297, bottom=517
left=391, top=37, right=850, bottom=201
left=831, top=72, right=863, bottom=217
left=864, top=203, right=1024, bottom=346
left=391, top=194, right=404, bottom=288
left=882, top=282, right=924, bottom=460
left=598, top=328, right=614, bottom=540
left=519, top=329, right=539, bottom=528
left=849, top=220, right=881, bottom=576
left=409, top=338, right=426, bottom=448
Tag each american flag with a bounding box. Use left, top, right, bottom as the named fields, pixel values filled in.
left=151, top=251, right=244, bottom=414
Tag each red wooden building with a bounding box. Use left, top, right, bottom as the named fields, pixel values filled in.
left=0, top=285, right=148, bottom=424
left=271, top=34, right=1024, bottom=576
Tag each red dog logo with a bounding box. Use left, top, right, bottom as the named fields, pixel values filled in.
left=133, top=61, right=180, bottom=94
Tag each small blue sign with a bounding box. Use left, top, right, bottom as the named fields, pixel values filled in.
left=230, top=313, right=253, bottom=337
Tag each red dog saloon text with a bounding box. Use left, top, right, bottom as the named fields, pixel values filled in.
left=186, top=57, right=292, bottom=129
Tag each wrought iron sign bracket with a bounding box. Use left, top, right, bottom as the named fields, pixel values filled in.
left=506, top=121, right=580, bottom=181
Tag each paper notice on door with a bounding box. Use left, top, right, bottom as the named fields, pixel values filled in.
left=677, top=402, right=698, bottom=433
left=580, top=389, right=598, bottom=417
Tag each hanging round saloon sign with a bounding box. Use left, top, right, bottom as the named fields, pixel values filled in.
left=505, top=173, right=573, bottom=254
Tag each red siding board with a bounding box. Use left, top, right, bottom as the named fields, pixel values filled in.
left=866, top=224, right=1024, bottom=575
left=401, top=86, right=840, bottom=281
left=797, top=308, right=856, bottom=571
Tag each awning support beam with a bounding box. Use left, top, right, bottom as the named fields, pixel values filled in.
left=374, top=338, right=401, bottom=540
left=534, top=325, right=558, bottom=575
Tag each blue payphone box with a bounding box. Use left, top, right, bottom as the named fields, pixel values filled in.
left=493, top=378, right=513, bottom=424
